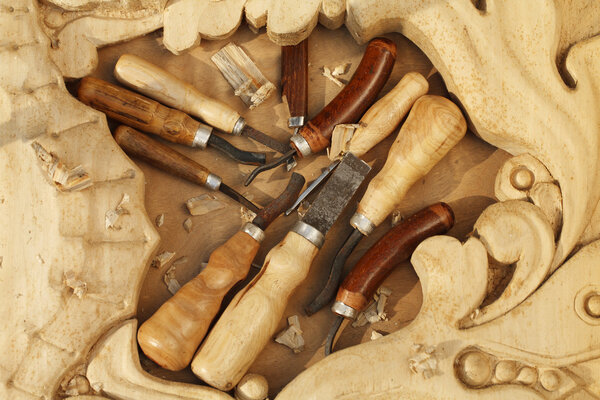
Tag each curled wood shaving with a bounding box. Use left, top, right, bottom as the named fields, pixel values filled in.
left=352, top=286, right=391, bottom=327
left=183, top=218, right=192, bottom=233
left=321, top=66, right=344, bottom=87
left=151, top=251, right=175, bottom=269
left=155, top=213, right=164, bottom=227
left=332, top=62, right=351, bottom=77
left=186, top=194, right=225, bottom=216
left=105, top=193, right=130, bottom=230
left=275, top=315, right=304, bottom=353
left=163, top=264, right=181, bottom=295
left=63, top=271, right=87, bottom=299
left=32, top=141, right=92, bottom=192
left=408, top=344, right=438, bottom=379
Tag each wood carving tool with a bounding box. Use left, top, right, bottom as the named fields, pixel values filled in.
left=137, top=172, right=305, bottom=371
left=113, top=125, right=259, bottom=213
left=191, top=153, right=371, bottom=391
left=324, top=202, right=455, bottom=355
left=244, top=37, right=397, bottom=186
left=305, top=95, right=467, bottom=315
left=78, top=77, right=266, bottom=166
left=113, top=54, right=291, bottom=156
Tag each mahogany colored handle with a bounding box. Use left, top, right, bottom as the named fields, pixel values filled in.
left=252, top=172, right=305, bottom=230
left=138, top=230, right=261, bottom=371
left=294, top=37, right=396, bottom=156
left=337, top=203, right=454, bottom=312
left=113, top=125, right=212, bottom=187
left=281, top=39, right=308, bottom=122
left=78, top=76, right=206, bottom=147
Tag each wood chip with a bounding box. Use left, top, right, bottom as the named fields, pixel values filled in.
left=163, top=264, right=181, bottom=295
left=240, top=206, right=257, bottom=224
left=329, top=124, right=358, bottom=161
left=370, top=330, right=384, bottom=341
left=155, top=213, right=164, bottom=227
left=352, top=286, right=392, bottom=327
left=331, top=62, right=351, bottom=77
left=183, top=218, right=192, bottom=233
left=186, top=194, right=225, bottom=216
left=408, top=344, right=438, bottom=379
left=32, top=141, right=92, bottom=192
left=321, top=66, right=344, bottom=87
left=105, top=193, right=130, bottom=230
left=63, top=271, right=87, bottom=299
left=151, top=251, right=175, bottom=269
left=275, top=315, right=305, bottom=353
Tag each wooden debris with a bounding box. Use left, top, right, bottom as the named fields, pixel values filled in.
left=155, top=213, right=164, bottom=228
left=408, top=344, right=438, bottom=379
left=275, top=315, right=304, bottom=353
left=240, top=206, right=257, bottom=224
left=328, top=124, right=358, bottom=161
left=332, top=63, right=351, bottom=77
left=163, top=264, right=181, bottom=295
left=370, top=331, right=384, bottom=341
left=391, top=209, right=404, bottom=227
left=105, top=193, right=130, bottom=230
left=151, top=251, right=175, bottom=269
left=63, top=271, right=87, bottom=299
left=62, top=375, right=91, bottom=396
left=186, top=194, right=225, bottom=216
left=183, top=218, right=193, bottom=233
left=352, top=286, right=391, bottom=327
left=31, top=141, right=92, bottom=192
left=211, top=43, right=275, bottom=109
left=321, top=66, right=344, bottom=87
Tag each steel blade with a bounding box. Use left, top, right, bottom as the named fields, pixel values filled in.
left=241, top=125, right=292, bottom=155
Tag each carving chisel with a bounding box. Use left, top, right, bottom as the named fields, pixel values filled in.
left=78, top=77, right=265, bottom=166
left=137, top=172, right=305, bottom=371
left=191, top=153, right=371, bottom=391
left=325, top=202, right=455, bottom=355
left=113, top=125, right=259, bottom=213
left=244, top=37, right=397, bottom=185
left=113, top=54, right=291, bottom=156
left=306, top=95, right=467, bottom=315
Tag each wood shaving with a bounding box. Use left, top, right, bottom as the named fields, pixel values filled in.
left=391, top=210, right=404, bottom=227
left=63, top=271, right=87, bottom=299
left=63, top=375, right=91, bottom=396
left=321, top=66, right=344, bottom=87
left=155, top=213, right=164, bottom=227
left=186, top=194, right=225, bottom=216
left=329, top=124, right=358, bottom=161
left=105, top=193, right=130, bottom=230
left=408, top=344, right=438, bottom=379
left=275, top=315, right=304, bottom=353
left=163, top=264, right=181, bottom=295
left=352, top=286, right=392, bottom=327
left=183, top=218, right=193, bottom=233
left=151, top=251, right=175, bottom=269
left=240, top=206, right=257, bottom=224
left=32, top=141, right=92, bottom=192
left=331, top=62, right=351, bottom=77
left=370, top=330, right=384, bottom=341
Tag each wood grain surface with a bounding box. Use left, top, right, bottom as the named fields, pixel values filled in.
left=91, top=24, right=510, bottom=396
left=281, top=39, right=308, bottom=121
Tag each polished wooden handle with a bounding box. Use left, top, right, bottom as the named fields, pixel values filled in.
left=78, top=77, right=203, bottom=147
left=357, top=95, right=467, bottom=227
left=294, top=37, right=396, bottom=156
left=113, top=126, right=211, bottom=187
left=191, top=231, right=319, bottom=391
left=114, top=54, right=240, bottom=133
left=137, top=231, right=260, bottom=371
left=281, top=39, right=308, bottom=121
left=337, top=203, right=454, bottom=312
left=347, top=72, right=429, bottom=157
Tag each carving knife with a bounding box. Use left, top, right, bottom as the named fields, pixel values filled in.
left=137, top=172, right=305, bottom=371
left=191, top=152, right=371, bottom=391
left=305, top=95, right=467, bottom=315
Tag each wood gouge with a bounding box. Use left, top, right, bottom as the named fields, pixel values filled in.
left=191, top=153, right=371, bottom=391
left=325, top=202, right=455, bottom=355
left=137, top=172, right=305, bottom=371
left=78, top=77, right=266, bottom=166
left=113, top=125, right=259, bottom=213
left=244, top=37, right=397, bottom=186
left=306, top=95, right=467, bottom=315
left=114, top=54, right=291, bottom=157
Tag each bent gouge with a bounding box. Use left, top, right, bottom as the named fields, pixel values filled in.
left=114, top=54, right=291, bottom=156
left=113, top=125, right=259, bottom=213
left=78, top=77, right=265, bottom=166
left=244, top=37, right=397, bottom=185
left=137, top=173, right=305, bottom=372
left=191, top=153, right=371, bottom=391
left=306, top=95, right=467, bottom=315
left=325, top=202, right=455, bottom=355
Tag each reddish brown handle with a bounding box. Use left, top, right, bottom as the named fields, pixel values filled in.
left=281, top=39, right=308, bottom=122
left=78, top=76, right=202, bottom=147
left=294, top=37, right=396, bottom=156
left=337, top=203, right=454, bottom=312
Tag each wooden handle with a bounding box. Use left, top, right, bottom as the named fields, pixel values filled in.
left=294, top=37, right=396, bottom=156
left=191, top=231, right=319, bottom=391
left=113, top=125, right=212, bottom=187
left=137, top=230, right=260, bottom=371
left=114, top=54, right=240, bottom=133
left=281, top=39, right=308, bottom=121
left=357, top=95, right=467, bottom=227
left=347, top=72, right=429, bottom=157
left=337, top=203, right=454, bottom=312
left=78, top=77, right=204, bottom=147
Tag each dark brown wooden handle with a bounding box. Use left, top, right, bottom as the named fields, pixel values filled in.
left=114, top=125, right=211, bottom=187
left=78, top=76, right=202, bottom=147
left=252, top=172, right=305, bottom=230
left=294, top=37, right=396, bottom=156
left=337, top=203, right=454, bottom=312
left=281, top=39, right=308, bottom=121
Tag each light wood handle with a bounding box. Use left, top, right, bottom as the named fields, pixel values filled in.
left=137, top=231, right=260, bottom=371
left=191, top=231, right=319, bottom=391
left=115, top=54, right=241, bottom=134
left=357, top=95, right=467, bottom=227
left=347, top=72, right=429, bottom=157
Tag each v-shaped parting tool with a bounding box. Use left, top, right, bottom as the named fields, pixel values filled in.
left=190, top=153, right=371, bottom=391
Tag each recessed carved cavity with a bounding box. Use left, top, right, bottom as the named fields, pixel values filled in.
left=456, top=350, right=493, bottom=388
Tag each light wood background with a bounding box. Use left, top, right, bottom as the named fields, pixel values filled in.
left=88, top=23, right=509, bottom=396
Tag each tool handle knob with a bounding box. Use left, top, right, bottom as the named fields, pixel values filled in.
left=337, top=203, right=454, bottom=313
left=191, top=231, right=319, bottom=391
left=347, top=72, right=429, bottom=157
left=357, top=95, right=467, bottom=228
left=115, top=54, right=241, bottom=134
left=137, top=231, right=260, bottom=371
left=294, top=37, right=396, bottom=156
left=78, top=77, right=204, bottom=147
left=113, top=126, right=214, bottom=188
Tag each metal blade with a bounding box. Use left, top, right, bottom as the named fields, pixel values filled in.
left=285, top=159, right=340, bottom=216
left=241, top=125, right=292, bottom=155
left=218, top=183, right=260, bottom=213
left=207, top=134, right=266, bottom=166
left=301, top=153, right=370, bottom=236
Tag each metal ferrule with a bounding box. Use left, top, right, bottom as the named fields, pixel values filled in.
left=204, top=173, right=222, bottom=191
left=232, top=117, right=245, bottom=136
left=288, top=116, right=305, bottom=128
left=290, top=133, right=312, bottom=158
left=331, top=301, right=357, bottom=319
left=291, top=221, right=325, bottom=249
left=192, top=124, right=213, bottom=149
left=241, top=222, right=265, bottom=243
left=350, top=212, right=375, bottom=236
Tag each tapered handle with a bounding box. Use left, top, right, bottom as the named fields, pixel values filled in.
left=113, top=126, right=213, bottom=188
left=281, top=39, right=308, bottom=123
left=356, top=95, right=467, bottom=228
left=191, top=231, right=319, bottom=391
left=115, top=54, right=241, bottom=134
left=78, top=77, right=205, bottom=147
left=292, top=37, right=396, bottom=157
left=347, top=72, right=429, bottom=157
left=137, top=231, right=260, bottom=371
